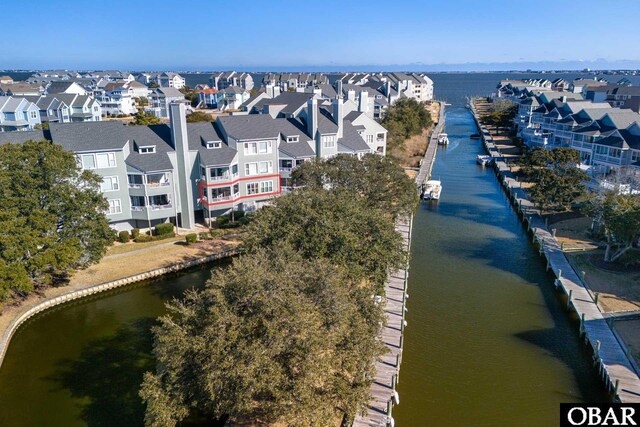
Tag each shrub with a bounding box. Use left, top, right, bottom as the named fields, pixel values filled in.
left=155, top=223, right=174, bottom=236
left=185, top=233, right=198, bottom=245
left=131, top=228, right=140, bottom=239
left=134, top=234, right=153, bottom=243
left=215, top=216, right=229, bottom=227
left=198, top=232, right=211, bottom=241
left=209, top=229, right=225, bottom=239
left=238, top=216, right=251, bottom=226
left=118, top=231, right=130, bottom=243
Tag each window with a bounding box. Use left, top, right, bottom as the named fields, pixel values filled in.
left=245, top=161, right=272, bottom=176
left=244, top=140, right=272, bottom=155
left=366, top=134, right=374, bottom=144
left=206, top=141, right=221, bottom=149
left=96, top=152, right=117, bottom=168
left=107, top=199, right=122, bottom=215
left=232, top=164, right=238, bottom=175
left=30, top=111, right=37, bottom=119
left=260, top=180, right=273, bottom=193
left=101, top=176, right=119, bottom=192
left=280, top=159, right=293, bottom=169
left=81, top=154, right=96, bottom=169
left=286, top=136, right=299, bottom=143
left=321, top=135, right=335, bottom=148
left=246, top=182, right=259, bottom=195
left=139, top=146, right=156, bottom=154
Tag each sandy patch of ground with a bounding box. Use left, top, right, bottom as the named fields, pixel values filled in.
left=614, top=319, right=640, bottom=367
left=567, top=251, right=640, bottom=312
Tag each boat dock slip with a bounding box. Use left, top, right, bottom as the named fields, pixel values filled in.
left=352, top=218, right=411, bottom=427
left=416, top=102, right=445, bottom=188
left=470, top=98, right=640, bottom=403
left=353, top=102, right=444, bottom=426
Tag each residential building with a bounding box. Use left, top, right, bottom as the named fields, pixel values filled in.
left=210, top=72, right=254, bottom=91
left=198, top=88, right=219, bottom=109
left=0, top=96, right=41, bottom=131
left=261, top=73, right=328, bottom=91
left=136, top=72, right=186, bottom=89
left=216, top=86, right=249, bottom=111
left=0, top=82, right=44, bottom=97
left=147, top=87, right=187, bottom=118
left=46, top=81, right=89, bottom=95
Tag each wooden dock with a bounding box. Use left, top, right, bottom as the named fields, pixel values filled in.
left=352, top=218, right=412, bottom=427
left=416, top=101, right=445, bottom=187
left=353, top=102, right=445, bottom=427
left=470, top=99, right=640, bottom=403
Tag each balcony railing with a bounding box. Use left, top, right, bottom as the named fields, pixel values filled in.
left=131, top=206, right=145, bottom=212
left=279, top=167, right=293, bottom=173
left=149, top=203, right=173, bottom=210
left=205, top=172, right=238, bottom=182
left=593, top=153, right=623, bottom=165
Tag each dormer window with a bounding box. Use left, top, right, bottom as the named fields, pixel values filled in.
left=139, top=146, right=156, bottom=154
left=286, top=136, right=299, bottom=143
left=206, top=141, right=221, bottom=149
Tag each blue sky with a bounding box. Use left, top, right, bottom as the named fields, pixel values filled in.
left=4, top=0, right=640, bottom=71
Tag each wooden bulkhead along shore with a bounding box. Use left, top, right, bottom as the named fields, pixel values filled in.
left=353, top=102, right=445, bottom=427
left=469, top=98, right=640, bottom=403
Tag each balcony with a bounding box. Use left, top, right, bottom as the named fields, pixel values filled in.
left=204, top=172, right=238, bottom=182
left=279, top=167, right=293, bottom=173
left=149, top=203, right=173, bottom=210
left=593, top=153, right=623, bottom=165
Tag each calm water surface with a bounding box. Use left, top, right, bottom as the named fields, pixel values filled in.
left=394, top=107, right=607, bottom=426
left=0, top=265, right=222, bottom=427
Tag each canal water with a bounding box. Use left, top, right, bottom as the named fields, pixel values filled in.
left=0, top=265, right=220, bottom=427
left=394, top=107, right=607, bottom=426
left=0, top=108, right=608, bottom=427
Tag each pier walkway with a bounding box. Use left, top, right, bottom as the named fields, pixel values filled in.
left=353, top=102, right=444, bottom=426
left=470, top=99, right=640, bottom=403
left=416, top=101, right=445, bottom=187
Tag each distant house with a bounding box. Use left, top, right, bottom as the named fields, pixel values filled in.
left=46, top=81, right=88, bottom=95
left=147, top=87, right=187, bottom=118
left=157, top=72, right=185, bottom=89
left=136, top=72, right=186, bottom=89
left=0, top=96, right=41, bottom=131
left=0, top=76, right=14, bottom=84
left=198, top=88, right=219, bottom=109
left=261, top=73, right=328, bottom=91
left=551, top=78, right=569, bottom=91
left=210, top=72, right=254, bottom=91
left=99, top=83, right=138, bottom=116
left=0, top=82, right=44, bottom=97
left=23, top=95, right=71, bottom=123
left=216, top=86, right=249, bottom=111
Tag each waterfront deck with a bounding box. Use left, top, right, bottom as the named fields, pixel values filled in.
left=470, top=98, right=640, bottom=403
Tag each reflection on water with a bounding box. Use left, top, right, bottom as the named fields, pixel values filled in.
left=394, top=107, right=607, bottom=427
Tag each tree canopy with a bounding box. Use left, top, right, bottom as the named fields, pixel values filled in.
left=583, top=192, right=640, bottom=262
left=142, top=156, right=411, bottom=425
left=0, top=140, right=114, bottom=301
left=245, top=188, right=405, bottom=290
left=521, top=147, right=588, bottom=212
left=291, top=153, right=418, bottom=218
left=480, top=99, right=518, bottom=129
left=140, top=248, right=384, bottom=426
left=380, top=98, right=433, bottom=150
left=185, top=111, right=212, bottom=123
left=132, top=110, right=162, bottom=126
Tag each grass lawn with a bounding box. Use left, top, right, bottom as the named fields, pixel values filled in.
left=614, top=319, right=640, bottom=368
left=107, top=235, right=184, bottom=256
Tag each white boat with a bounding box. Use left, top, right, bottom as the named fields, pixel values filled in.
left=422, top=180, right=442, bottom=200
left=477, top=154, right=493, bottom=167
left=437, top=133, right=449, bottom=145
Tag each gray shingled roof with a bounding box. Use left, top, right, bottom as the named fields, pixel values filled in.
left=338, top=121, right=370, bottom=152
left=261, top=92, right=314, bottom=115
left=217, top=114, right=281, bottom=141
left=124, top=125, right=174, bottom=172
left=187, top=122, right=238, bottom=167
left=49, top=121, right=130, bottom=152
left=0, top=130, right=47, bottom=145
